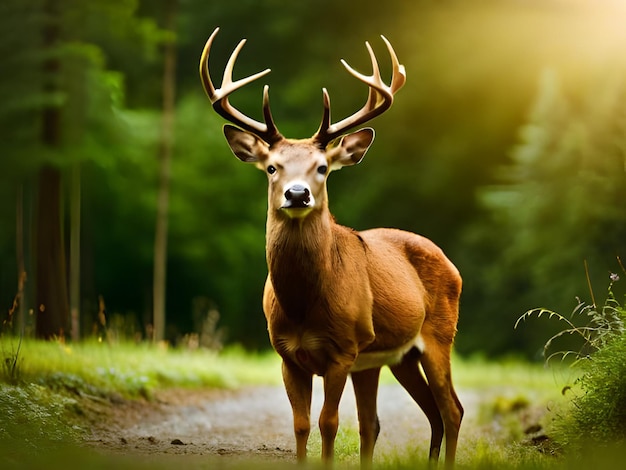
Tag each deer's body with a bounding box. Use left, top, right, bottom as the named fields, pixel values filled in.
left=200, top=28, right=463, bottom=468
left=266, top=217, right=460, bottom=376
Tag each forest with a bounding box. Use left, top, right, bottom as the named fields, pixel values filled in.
left=1, top=0, right=625, bottom=357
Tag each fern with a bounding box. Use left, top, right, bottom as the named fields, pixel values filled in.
left=515, top=268, right=624, bottom=364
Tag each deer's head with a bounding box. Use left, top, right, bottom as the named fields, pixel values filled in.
left=200, top=28, right=405, bottom=220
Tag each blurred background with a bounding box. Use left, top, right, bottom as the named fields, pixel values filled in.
left=1, top=0, right=624, bottom=358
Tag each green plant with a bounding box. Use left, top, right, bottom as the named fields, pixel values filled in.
left=565, top=331, right=626, bottom=443
left=1, top=283, right=26, bottom=383
left=516, top=261, right=626, bottom=453
left=515, top=264, right=624, bottom=363
left=1, top=335, right=23, bottom=383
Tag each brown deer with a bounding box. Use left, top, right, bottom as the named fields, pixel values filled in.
left=199, top=27, right=463, bottom=468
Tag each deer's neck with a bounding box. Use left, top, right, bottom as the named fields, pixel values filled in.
left=266, top=210, right=336, bottom=322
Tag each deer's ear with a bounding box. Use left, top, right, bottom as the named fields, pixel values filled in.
left=327, top=128, right=375, bottom=169
left=223, top=125, right=270, bottom=163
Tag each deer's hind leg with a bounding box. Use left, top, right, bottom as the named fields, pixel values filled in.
left=390, top=349, right=445, bottom=462
left=419, top=339, right=463, bottom=468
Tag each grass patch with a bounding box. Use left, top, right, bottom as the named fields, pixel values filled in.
left=0, top=382, right=82, bottom=466
left=2, top=338, right=622, bottom=469
left=452, top=355, right=571, bottom=392
left=1, top=338, right=282, bottom=398
left=0, top=338, right=284, bottom=469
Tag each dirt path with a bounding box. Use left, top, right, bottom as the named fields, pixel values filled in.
left=80, top=380, right=494, bottom=466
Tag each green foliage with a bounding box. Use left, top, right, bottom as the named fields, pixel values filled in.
left=548, top=285, right=626, bottom=451
left=518, top=273, right=626, bottom=454
left=458, top=65, right=626, bottom=356
left=2, top=0, right=626, bottom=354
left=517, top=278, right=624, bottom=363
left=564, top=333, right=626, bottom=445
left=0, top=336, right=24, bottom=384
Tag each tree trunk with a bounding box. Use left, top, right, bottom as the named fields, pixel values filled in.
left=69, top=163, right=81, bottom=341
left=35, top=0, right=69, bottom=339
left=152, top=0, right=178, bottom=343
left=14, top=185, right=27, bottom=333
left=35, top=167, right=70, bottom=339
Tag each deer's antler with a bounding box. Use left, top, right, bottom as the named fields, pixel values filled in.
left=313, top=36, right=406, bottom=146
left=199, top=27, right=282, bottom=144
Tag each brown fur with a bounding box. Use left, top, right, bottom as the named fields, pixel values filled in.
left=223, top=128, right=463, bottom=468
left=200, top=29, right=460, bottom=467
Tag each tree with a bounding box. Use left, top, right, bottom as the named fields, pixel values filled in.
left=153, top=0, right=178, bottom=342
left=0, top=1, right=42, bottom=333
left=35, top=0, right=70, bottom=338
left=4, top=0, right=625, bottom=351
left=458, top=69, right=626, bottom=356
left=0, top=0, right=163, bottom=339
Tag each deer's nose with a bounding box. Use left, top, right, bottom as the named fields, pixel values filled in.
left=284, top=184, right=310, bottom=207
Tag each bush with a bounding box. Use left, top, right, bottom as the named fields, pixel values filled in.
left=517, top=267, right=626, bottom=452
left=565, top=332, right=626, bottom=445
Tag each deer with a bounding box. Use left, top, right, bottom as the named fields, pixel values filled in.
left=199, top=27, right=463, bottom=468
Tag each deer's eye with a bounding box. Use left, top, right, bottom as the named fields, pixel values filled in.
left=267, top=165, right=277, bottom=175
left=317, top=165, right=328, bottom=175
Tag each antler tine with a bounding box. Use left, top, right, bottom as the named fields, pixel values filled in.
left=314, top=35, right=406, bottom=145
left=381, top=35, right=407, bottom=94
left=199, top=28, right=220, bottom=97
left=340, top=40, right=382, bottom=93
left=318, top=88, right=332, bottom=136
left=199, top=27, right=282, bottom=143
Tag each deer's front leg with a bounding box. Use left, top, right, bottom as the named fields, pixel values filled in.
left=282, top=359, right=313, bottom=462
left=352, top=367, right=381, bottom=468
left=319, top=361, right=351, bottom=464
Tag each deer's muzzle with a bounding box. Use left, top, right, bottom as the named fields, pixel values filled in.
left=283, top=184, right=311, bottom=209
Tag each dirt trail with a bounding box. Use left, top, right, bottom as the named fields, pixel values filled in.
left=81, top=380, right=488, bottom=465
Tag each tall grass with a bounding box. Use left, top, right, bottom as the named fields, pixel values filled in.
left=552, top=330, right=626, bottom=449
left=0, top=339, right=283, bottom=397
left=516, top=264, right=626, bottom=456
left=1, top=336, right=622, bottom=469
